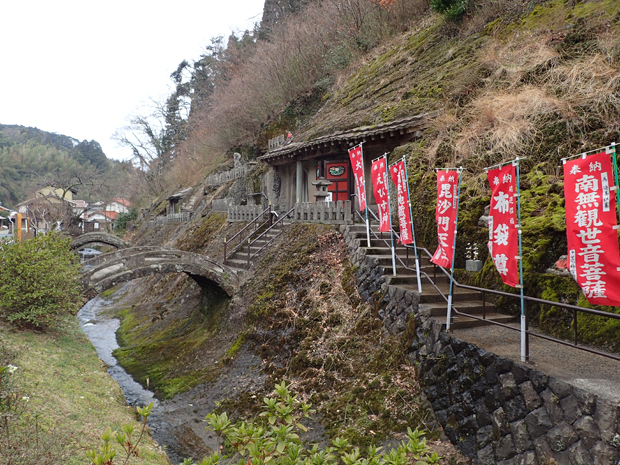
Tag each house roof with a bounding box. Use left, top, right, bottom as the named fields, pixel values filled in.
left=112, top=198, right=131, bottom=207
left=167, top=188, right=192, bottom=201
left=86, top=210, right=118, bottom=221
left=259, top=113, right=434, bottom=166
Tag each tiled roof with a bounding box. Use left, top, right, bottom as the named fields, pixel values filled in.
left=113, top=198, right=131, bottom=207
left=259, top=113, right=434, bottom=163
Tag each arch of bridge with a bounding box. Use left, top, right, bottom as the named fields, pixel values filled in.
left=81, top=247, right=239, bottom=298
left=71, top=232, right=128, bottom=250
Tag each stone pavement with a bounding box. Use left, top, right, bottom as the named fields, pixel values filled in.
left=452, top=323, right=620, bottom=402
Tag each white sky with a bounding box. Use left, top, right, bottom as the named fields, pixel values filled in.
left=0, top=0, right=265, bottom=161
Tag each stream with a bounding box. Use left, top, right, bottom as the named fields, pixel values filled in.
left=77, top=290, right=186, bottom=465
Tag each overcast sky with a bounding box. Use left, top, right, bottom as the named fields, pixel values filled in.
left=0, top=0, right=265, bottom=161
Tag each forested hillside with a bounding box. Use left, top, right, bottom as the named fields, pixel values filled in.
left=0, top=124, right=134, bottom=207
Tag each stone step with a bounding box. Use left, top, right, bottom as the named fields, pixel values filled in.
left=386, top=273, right=451, bottom=285
left=225, top=257, right=251, bottom=269
left=392, top=282, right=481, bottom=303
left=438, top=312, right=516, bottom=330
left=423, top=299, right=495, bottom=317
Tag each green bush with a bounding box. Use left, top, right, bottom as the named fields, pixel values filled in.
left=430, top=0, right=468, bottom=20
left=0, top=233, right=82, bottom=328
left=184, top=382, right=441, bottom=465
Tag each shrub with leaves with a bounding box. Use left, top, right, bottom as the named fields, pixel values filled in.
left=430, top=0, right=468, bottom=20
left=0, top=232, right=82, bottom=328
left=86, top=403, right=153, bottom=465
left=184, top=382, right=441, bottom=465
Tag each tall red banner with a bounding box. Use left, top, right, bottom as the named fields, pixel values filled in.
left=371, top=157, right=391, bottom=232
left=348, top=145, right=367, bottom=211
left=431, top=170, right=459, bottom=268
left=564, top=151, right=620, bottom=306
left=390, top=160, right=413, bottom=244
left=487, top=164, right=520, bottom=287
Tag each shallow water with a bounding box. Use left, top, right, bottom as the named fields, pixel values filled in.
left=77, top=292, right=186, bottom=464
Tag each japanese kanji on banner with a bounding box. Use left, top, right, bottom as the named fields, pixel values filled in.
left=348, top=145, right=367, bottom=211
left=431, top=170, right=460, bottom=268
left=487, top=164, right=520, bottom=287
left=564, top=151, right=620, bottom=306
left=390, top=160, right=413, bottom=244
left=371, top=157, right=391, bottom=232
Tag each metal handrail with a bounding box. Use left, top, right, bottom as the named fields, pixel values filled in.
left=355, top=209, right=620, bottom=362
left=246, top=204, right=297, bottom=267
left=224, top=205, right=272, bottom=263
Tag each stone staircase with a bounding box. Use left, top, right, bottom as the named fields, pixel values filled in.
left=224, top=222, right=284, bottom=273
left=347, top=224, right=516, bottom=330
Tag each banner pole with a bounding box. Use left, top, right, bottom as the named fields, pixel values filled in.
left=609, top=142, right=620, bottom=221
left=403, top=157, right=422, bottom=293
left=446, top=168, right=464, bottom=331
left=384, top=154, right=397, bottom=276
left=365, top=207, right=371, bottom=248
left=515, top=158, right=527, bottom=362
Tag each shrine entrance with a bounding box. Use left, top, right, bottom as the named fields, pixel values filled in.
left=317, top=159, right=352, bottom=202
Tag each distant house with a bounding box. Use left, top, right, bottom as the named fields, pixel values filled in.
left=0, top=205, right=16, bottom=237
left=82, top=209, right=118, bottom=233
left=109, top=198, right=130, bottom=214
left=36, top=186, right=78, bottom=203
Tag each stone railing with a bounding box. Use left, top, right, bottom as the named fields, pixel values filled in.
left=339, top=224, right=620, bottom=465
left=205, top=166, right=249, bottom=187
left=228, top=205, right=266, bottom=223
left=292, top=200, right=353, bottom=225
left=146, top=212, right=192, bottom=227
left=228, top=201, right=353, bottom=225
left=268, top=135, right=285, bottom=151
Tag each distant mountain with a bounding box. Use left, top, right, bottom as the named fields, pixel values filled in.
left=0, top=124, right=116, bottom=208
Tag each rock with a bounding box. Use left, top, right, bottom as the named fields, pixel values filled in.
left=510, top=419, right=533, bottom=454
left=567, top=440, right=594, bottom=465
left=590, top=440, right=620, bottom=464
left=493, top=407, right=510, bottom=436
left=533, top=436, right=554, bottom=463
left=500, top=372, right=519, bottom=399
left=495, top=434, right=517, bottom=461
left=477, top=444, right=495, bottom=465
left=560, top=395, right=582, bottom=424
left=572, top=415, right=600, bottom=449
left=545, top=422, right=578, bottom=452
left=520, top=381, right=542, bottom=411
left=593, top=398, right=618, bottom=444
left=540, top=388, right=564, bottom=424
left=525, top=407, right=554, bottom=438
left=504, top=395, right=528, bottom=422
left=548, top=377, right=573, bottom=399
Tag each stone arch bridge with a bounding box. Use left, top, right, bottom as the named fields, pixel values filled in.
left=81, top=247, right=239, bottom=299
left=71, top=232, right=129, bottom=251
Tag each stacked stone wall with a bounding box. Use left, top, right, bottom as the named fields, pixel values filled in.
left=340, top=225, right=620, bottom=465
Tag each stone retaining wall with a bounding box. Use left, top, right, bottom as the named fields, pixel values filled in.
left=340, top=225, right=620, bottom=465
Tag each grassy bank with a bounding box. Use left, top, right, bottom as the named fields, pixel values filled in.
left=0, top=315, right=169, bottom=465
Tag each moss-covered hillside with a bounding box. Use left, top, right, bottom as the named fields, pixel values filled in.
left=293, top=0, right=620, bottom=346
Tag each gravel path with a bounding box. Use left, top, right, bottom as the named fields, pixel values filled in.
left=451, top=323, right=620, bottom=402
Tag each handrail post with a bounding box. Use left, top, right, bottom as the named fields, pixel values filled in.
left=482, top=291, right=486, bottom=319
left=269, top=204, right=273, bottom=227
left=247, top=237, right=251, bottom=269
left=224, top=236, right=227, bottom=264
left=573, top=308, right=578, bottom=346
left=525, top=301, right=530, bottom=361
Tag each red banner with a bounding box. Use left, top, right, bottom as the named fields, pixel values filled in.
left=371, top=157, right=391, bottom=232
left=564, top=151, right=620, bottom=306
left=431, top=170, right=459, bottom=268
left=487, top=164, right=520, bottom=287
left=348, top=145, right=367, bottom=211
left=390, top=160, right=413, bottom=244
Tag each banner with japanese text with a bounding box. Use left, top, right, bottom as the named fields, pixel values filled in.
left=487, top=164, right=520, bottom=287
left=390, top=160, right=413, bottom=244
left=564, top=151, right=620, bottom=306
left=371, top=157, right=391, bottom=232
left=348, top=145, right=367, bottom=211
left=431, top=170, right=459, bottom=268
